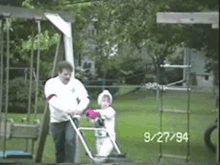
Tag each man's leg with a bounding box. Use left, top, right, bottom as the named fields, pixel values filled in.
left=50, top=122, right=66, bottom=163
left=65, top=118, right=78, bottom=163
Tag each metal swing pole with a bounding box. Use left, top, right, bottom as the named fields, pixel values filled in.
left=0, top=20, right=3, bottom=135
left=34, top=33, right=61, bottom=163
left=52, top=34, right=61, bottom=77
left=34, top=20, right=41, bottom=120
left=3, top=16, right=10, bottom=158
left=31, top=19, right=41, bottom=156
left=217, top=105, right=219, bottom=163
left=186, top=49, right=191, bottom=162
left=158, top=82, right=164, bottom=163
left=26, top=21, right=35, bottom=152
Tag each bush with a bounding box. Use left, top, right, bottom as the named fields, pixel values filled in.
left=124, top=71, right=145, bottom=85
left=1, top=77, right=44, bottom=113
left=165, top=68, right=183, bottom=85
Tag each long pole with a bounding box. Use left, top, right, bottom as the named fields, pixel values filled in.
left=34, top=20, right=41, bottom=119
left=158, top=85, right=163, bottom=163
left=0, top=20, right=3, bottom=136
left=26, top=21, right=34, bottom=152
left=217, top=108, right=219, bottom=163
left=186, top=48, right=191, bottom=162
left=32, top=20, right=41, bottom=155
left=3, top=17, right=10, bottom=158
left=34, top=34, right=61, bottom=163
left=0, top=20, right=4, bottom=152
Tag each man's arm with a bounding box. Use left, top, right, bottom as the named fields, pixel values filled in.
left=75, top=97, right=90, bottom=114
left=75, top=80, right=90, bottom=115
left=47, top=94, right=69, bottom=112
left=45, top=80, right=69, bottom=112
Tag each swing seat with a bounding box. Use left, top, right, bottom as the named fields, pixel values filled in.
left=0, top=122, right=40, bottom=140
left=0, top=123, right=37, bottom=160
left=0, top=150, right=32, bottom=159
left=10, top=123, right=39, bottom=140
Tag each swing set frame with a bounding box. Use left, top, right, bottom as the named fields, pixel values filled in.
left=0, top=4, right=75, bottom=164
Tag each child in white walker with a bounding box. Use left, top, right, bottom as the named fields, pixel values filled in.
left=86, top=90, right=116, bottom=162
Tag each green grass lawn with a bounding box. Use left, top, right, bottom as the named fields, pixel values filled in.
left=0, top=90, right=218, bottom=164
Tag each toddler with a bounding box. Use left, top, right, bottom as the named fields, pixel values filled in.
left=85, top=90, right=116, bottom=158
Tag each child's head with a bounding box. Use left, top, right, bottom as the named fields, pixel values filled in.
left=98, top=90, right=112, bottom=109
left=100, top=95, right=111, bottom=109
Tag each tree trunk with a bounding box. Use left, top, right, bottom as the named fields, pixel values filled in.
left=152, top=55, right=166, bottom=84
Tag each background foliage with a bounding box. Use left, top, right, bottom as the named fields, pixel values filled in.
left=0, top=0, right=218, bottom=83
left=1, top=77, right=44, bottom=113
left=0, top=0, right=218, bottom=112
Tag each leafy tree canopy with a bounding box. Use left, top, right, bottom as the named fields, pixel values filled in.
left=0, top=0, right=218, bottom=84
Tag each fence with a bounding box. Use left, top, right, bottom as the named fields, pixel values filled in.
left=85, top=84, right=218, bottom=111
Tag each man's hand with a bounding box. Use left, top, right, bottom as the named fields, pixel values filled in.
left=66, top=109, right=76, bottom=116
left=84, top=109, right=93, bottom=116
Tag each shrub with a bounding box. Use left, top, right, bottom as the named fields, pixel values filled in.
left=1, top=77, right=44, bottom=114
left=164, top=68, right=183, bottom=85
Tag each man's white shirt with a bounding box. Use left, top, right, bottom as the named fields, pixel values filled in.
left=44, top=76, right=89, bottom=123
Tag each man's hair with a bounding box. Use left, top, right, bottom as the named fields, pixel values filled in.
left=57, top=61, right=73, bottom=73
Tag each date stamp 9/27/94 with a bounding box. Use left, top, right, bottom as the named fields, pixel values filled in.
left=144, top=132, right=189, bottom=143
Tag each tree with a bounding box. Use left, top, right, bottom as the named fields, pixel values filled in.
left=0, top=0, right=24, bottom=6
left=90, top=0, right=218, bottom=84
left=1, top=0, right=218, bottom=84
left=0, top=0, right=93, bottom=79
left=90, top=0, right=178, bottom=83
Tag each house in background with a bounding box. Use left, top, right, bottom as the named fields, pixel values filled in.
left=188, top=48, right=215, bottom=87
left=164, top=47, right=215, bottom=88
left=75, top=55, right=96, bottom=77
left=75, top=19, right=119, bottom=78
left=75, top=18, right=216, bottom=87
left=75, top=21, right=97, bottom=78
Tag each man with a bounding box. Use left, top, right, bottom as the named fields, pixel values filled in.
left=44, top=61, right=90, bottom=163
